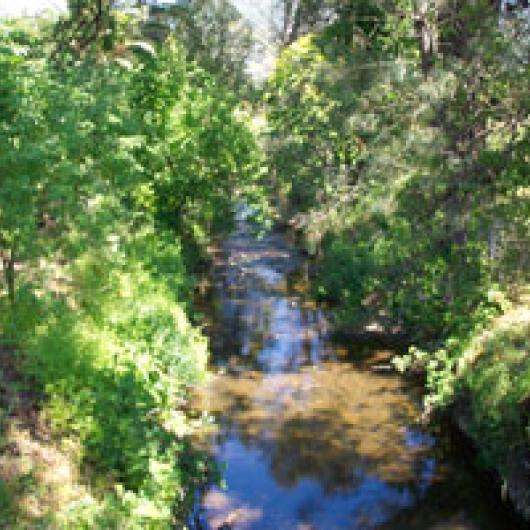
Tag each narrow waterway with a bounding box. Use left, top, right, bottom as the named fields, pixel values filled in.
left=189, top=219, right=524, bottom=530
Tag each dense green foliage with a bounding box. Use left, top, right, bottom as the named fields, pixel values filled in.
left=267, top=0, right=529, bottom=482
left=0, top=8, right=262, bottom=528
left=1, top=0, right=529, bottom=525
left=165, top=0, right=255, bottom=95
left=458, top=308, right=530, bottom=473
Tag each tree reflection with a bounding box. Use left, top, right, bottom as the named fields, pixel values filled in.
left=201, top=363, right=431, bottom=494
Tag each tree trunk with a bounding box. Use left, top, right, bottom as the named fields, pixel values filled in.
left=2, top=249, right=15, bottom=304
left=282, top=0, right=301, bottom=45
left=414, top=0, right=438, bottom=75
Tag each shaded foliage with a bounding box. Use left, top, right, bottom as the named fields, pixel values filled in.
left=266, top=0, right=530, bottom=486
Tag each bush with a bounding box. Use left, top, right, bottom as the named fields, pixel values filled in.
left=460, top=312, right=530, bottom=471
left=2, top=240, right=210, bottom=528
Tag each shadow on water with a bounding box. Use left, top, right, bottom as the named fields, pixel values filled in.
left=188, top=220, right=526, bottom=530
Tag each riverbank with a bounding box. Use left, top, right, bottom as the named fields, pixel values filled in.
left=449, top=305, right=530, bottom=521
left=0, top=11, right=266, bottom=528
left=332, top=269, right=530, bottom=522
left=0, top=253, right=211, bottom=528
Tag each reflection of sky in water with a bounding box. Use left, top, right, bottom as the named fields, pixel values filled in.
left=198, top=437, right=433, bottom=530
left=257, top=298, right=322, bottom=373
left=211, top=225, right=331, bottom=374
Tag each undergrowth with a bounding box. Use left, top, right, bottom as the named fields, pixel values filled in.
left=0, top=236, right=212, bottom=529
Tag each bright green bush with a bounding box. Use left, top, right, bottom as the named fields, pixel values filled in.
left=460, top=313, right=530, bottom=471
left=9, top=244, right=209, bottom=527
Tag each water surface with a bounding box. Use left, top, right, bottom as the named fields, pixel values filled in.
left=189, top=221, right=523, bottom=530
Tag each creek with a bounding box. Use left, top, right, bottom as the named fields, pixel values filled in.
left=188, top=219, right=524, bottom=530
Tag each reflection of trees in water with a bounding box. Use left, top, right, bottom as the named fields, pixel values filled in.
left=375, top=424, right=528, bottom=530
left=202, top=363, right=432, bottom=494
left=376, top=476, right=510, bottom=530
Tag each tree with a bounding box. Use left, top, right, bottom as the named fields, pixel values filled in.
left=266, top=0, right=529, bottom=340
left=140, top=0, right=255, bottom=92
left=0, top=38, right=48, bottom=303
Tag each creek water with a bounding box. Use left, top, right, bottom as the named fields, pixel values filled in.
left=188, top=220, right=524, bottom=530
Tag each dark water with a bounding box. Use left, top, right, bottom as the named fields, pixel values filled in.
left=188, top=221, right=525, bottom=530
